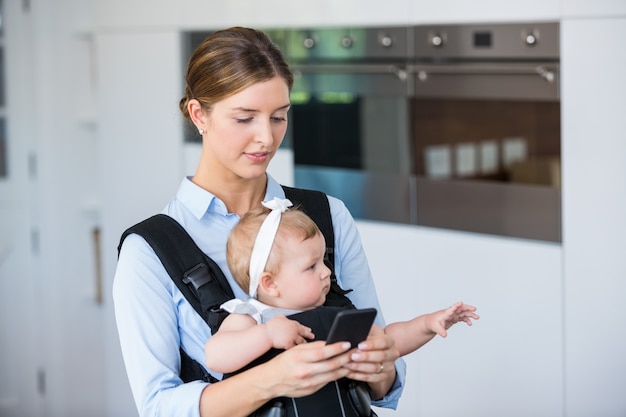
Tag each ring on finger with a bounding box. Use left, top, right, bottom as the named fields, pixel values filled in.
left=377, top=362, right=384, bottom=374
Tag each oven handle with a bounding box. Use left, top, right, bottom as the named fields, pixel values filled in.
left=292, top=64, right=409, bottom=81
left=408, top=64, right=558, bottom=83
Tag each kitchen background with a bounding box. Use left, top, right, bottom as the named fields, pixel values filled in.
left=0, top=0, right=625, bottom=416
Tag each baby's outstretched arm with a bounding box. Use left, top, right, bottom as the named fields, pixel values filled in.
left=428, top=301, right=479, bottom=338
left=385, top=302, right=479, bottom=357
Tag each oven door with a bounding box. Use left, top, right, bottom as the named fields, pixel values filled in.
left=289, top=63, right=416, bottom=224
left=410, top=61, right=561, bottom=242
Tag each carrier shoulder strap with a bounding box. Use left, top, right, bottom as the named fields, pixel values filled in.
left=118, top=214, right=234, bottom=383
left=118, top=214, right=235, bottom=332
left=282, top=186, right=334, bottom=268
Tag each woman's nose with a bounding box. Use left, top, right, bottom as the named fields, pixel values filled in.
left=255, top=121, right=274, bottom=145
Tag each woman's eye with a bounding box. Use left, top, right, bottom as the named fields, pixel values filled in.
left=236, top=118, right=253, bottom=124
left=271, top=116, right=287, bottom=123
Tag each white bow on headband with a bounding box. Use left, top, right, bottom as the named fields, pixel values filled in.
left=248, top=197, right=293, bottom=298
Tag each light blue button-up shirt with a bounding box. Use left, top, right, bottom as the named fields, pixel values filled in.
left=113, top=174, right=406, bottom=417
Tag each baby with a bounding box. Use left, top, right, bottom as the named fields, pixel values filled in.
left=205, top=198, right=479, bottom=376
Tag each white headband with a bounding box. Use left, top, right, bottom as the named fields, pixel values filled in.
left=248, top=197, right=293, bottom=298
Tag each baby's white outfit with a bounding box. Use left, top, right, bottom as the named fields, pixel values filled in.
left=220, top=298, right=301, bottom=324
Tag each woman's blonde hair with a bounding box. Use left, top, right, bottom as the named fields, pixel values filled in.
left=227, top=205, right=321, bottom=294
left=179, top=27, right=294, bottom=122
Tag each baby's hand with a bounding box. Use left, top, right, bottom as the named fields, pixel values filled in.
left=430, top=302, right=479, bottom=338
left=265, top=315, right=315, bottom=349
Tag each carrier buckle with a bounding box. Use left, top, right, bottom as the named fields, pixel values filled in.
left=183, top=263, right=212, bottom=290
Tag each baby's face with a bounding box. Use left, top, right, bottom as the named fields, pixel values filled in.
left=271, top=232, right=331, bottom=310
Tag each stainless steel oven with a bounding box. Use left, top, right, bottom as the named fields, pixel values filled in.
left=409, top=22, right=561, bottom=242
left=282, top=22, right=561, bottom=242
left=282, top=27, right=416, bottom=223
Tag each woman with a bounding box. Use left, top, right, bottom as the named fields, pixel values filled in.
left=113, top=26, right=405, bottom=417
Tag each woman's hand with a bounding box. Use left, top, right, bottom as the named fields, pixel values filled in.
left=261, top=340, right=354, bottom=398
left=200, top=340, right=353, bottom=417
left=341, top=325, right=399, bottom=400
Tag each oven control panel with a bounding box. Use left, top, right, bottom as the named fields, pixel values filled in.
left=416, top=22, right=558, bottom=60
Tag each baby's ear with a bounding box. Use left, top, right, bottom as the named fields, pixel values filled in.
left=259, top=273, right=279, bottom=296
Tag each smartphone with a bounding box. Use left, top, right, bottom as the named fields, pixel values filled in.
left=326, top=308, right=377, bottom=348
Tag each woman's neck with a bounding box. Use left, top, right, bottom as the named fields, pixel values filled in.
left=192, top=170, right=267, bottom=217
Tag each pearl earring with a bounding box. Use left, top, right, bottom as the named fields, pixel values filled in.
left=198, top=129, right=204, bottom=135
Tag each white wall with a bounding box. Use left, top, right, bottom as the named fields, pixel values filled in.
left=2, top=0, right=626, bottom=416
left=561, top=17, right=626, bottom=417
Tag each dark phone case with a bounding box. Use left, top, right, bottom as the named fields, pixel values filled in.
left=325, top=308, right=377, bottom=348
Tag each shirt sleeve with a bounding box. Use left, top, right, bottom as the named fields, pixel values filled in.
left=327, top=196, right=407, bottom=409
left=113, top=233, right=208, bottom=417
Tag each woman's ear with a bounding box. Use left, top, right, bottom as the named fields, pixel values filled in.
left=188, top=99, right=206, bottom=132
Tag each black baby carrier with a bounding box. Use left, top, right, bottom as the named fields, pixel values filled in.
left=118, top=186, right=378, bottom=417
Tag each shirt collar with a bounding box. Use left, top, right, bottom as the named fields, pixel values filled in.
left=176, top=177, right=218, bottom=219
left=263, top=174, right=286, bottom=202
left=176, top=174, right=286, bottom=220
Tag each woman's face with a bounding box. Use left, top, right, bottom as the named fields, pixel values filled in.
left=202, top=77, right=291, bottom=181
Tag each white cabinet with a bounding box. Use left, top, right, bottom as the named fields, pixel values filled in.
left=0, top=0, right=109, bottom=416
left=409, top=0, right=561, bottom=23
left=94, top=0, right=569, bottom=30
left=564, top=0, right=626, bottom=17
left=94, top=0, right=626, bottom=29
left=360, top=223, right=563, bottom=416
left=96, top=0, right=413, bottom=29
left=0, top=2, right=42, bottom=415
left=561, top=17, right=626, bottom=417
left=96, top=30, right=185, bottom=416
